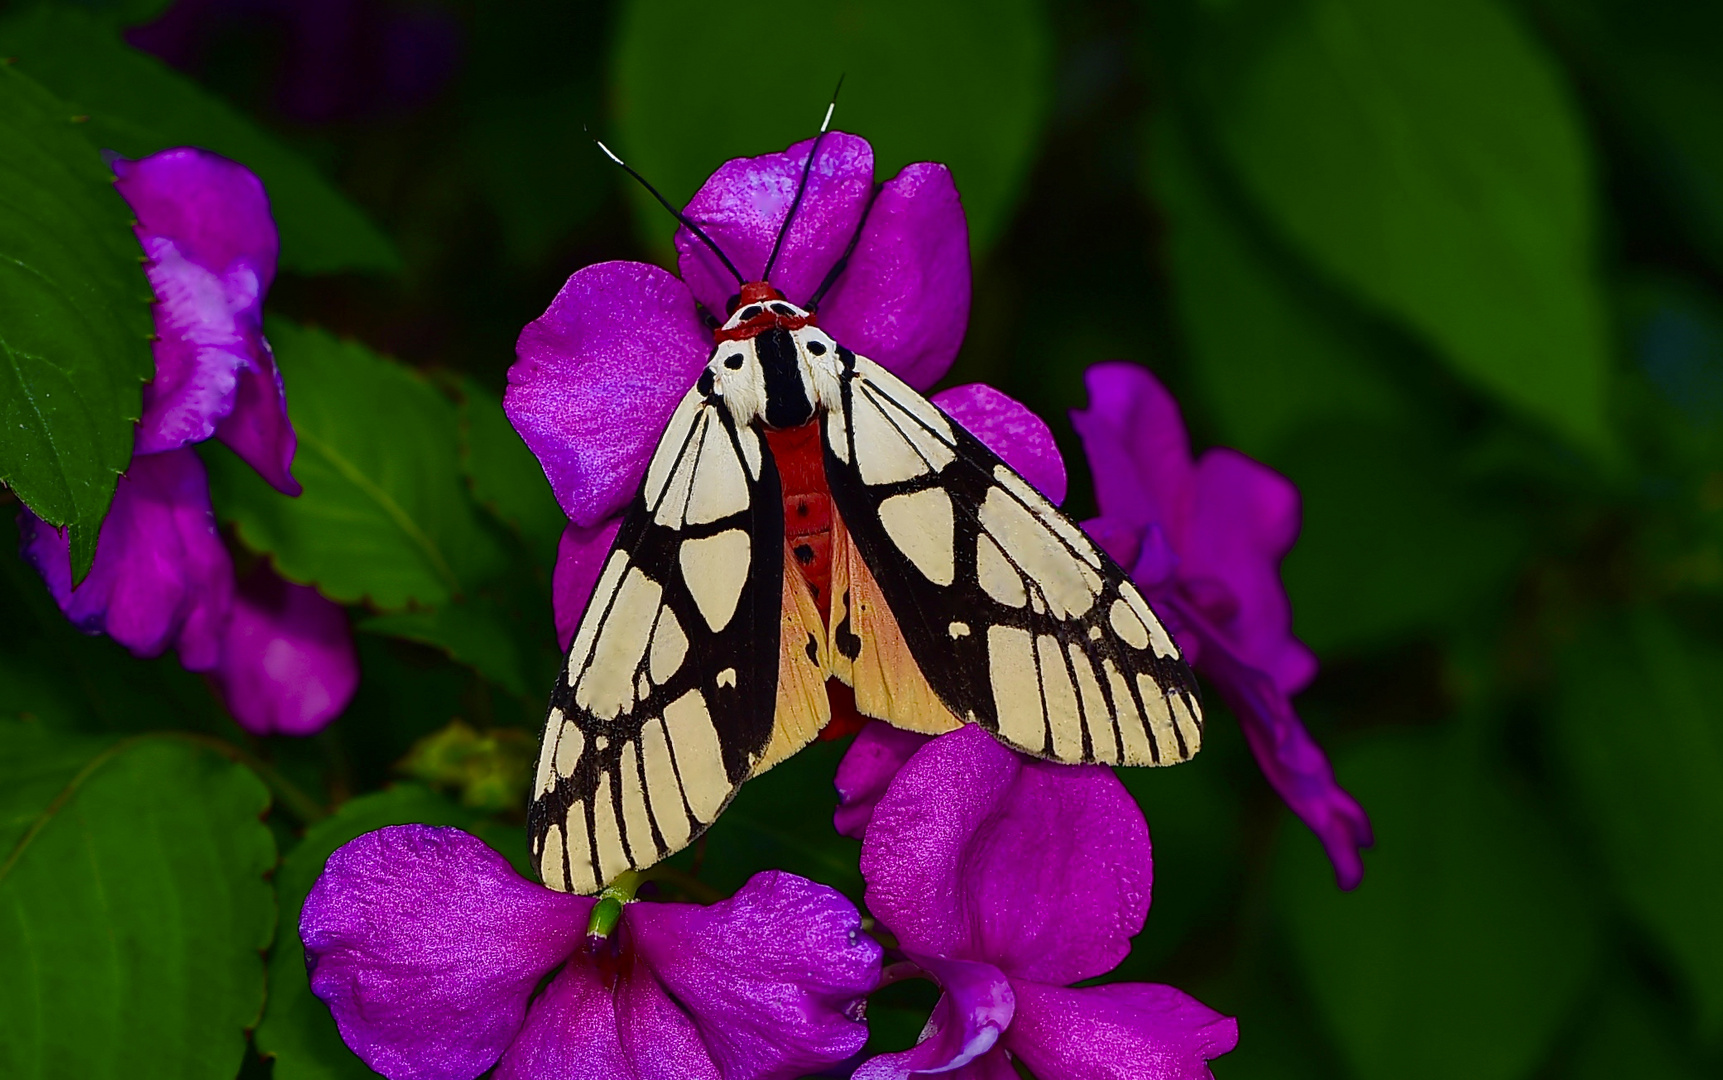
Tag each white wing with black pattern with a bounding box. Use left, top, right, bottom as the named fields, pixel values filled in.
left=528, top=382, right=783, bottom=894
left=821, top=348, right=1204, bottom=766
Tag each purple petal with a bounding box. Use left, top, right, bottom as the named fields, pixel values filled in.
left=861, top=726, right=1151, bottom=986
left=1069, top=363, right=1193, bottom=541
left=115, top=149, right=297, bottom=492
left=816, top=162, right=970, bottom=391
left=676, top=133, right=875, bottom=317
left=853, top=954, right=1014, bottom=1080
left=507, top=261, right=710, bottom=526
left=302, top=825, right=592, bottom=1080
left=833, top=721, right=931, bottom=840
left=553, top=517, right=623, bottom=652
left=948, top=1049, right=1023, bottom=1080
left=1083, top=515, right=1142, bottom=571
left=18, top=448, right=233, bottom=662
left=215, top=336, right=300, bottom=495
left=1181, top=449, right=1316, bottom=695
left=1005, top=980, right=1238, bottom=1080
left=629, top=870, right=881, bottom=1080
left=212, top=565, right=358, bottom=737
left=1169, top=594, right=1372, bottom=889
left=492, top=951, right=721, bottom=1080
left=932, top=384, right=1066, bottom=504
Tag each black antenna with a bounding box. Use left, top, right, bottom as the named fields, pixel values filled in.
left=807, top=181, right=881, bottom=312
left=761, top=75, right=845, bottom=287
left=593, top=136, right=743, bottom=286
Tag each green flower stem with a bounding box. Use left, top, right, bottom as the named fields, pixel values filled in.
left=586, top=870, right=646, bottom=939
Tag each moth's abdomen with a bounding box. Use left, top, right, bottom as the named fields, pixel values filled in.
left=766, top=420, right=835, bottom=619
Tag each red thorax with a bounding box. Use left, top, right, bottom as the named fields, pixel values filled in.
left=712, top=281, right=817, bottom=343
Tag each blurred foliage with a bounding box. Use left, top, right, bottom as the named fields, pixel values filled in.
left=0, top=6, right=400, bottom=273
left=396, top=718, right=533, bottom=812
left=2, top=0, right=1723, bottom=1075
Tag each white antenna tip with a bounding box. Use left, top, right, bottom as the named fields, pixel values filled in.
left=821, top=103, right=836, bottom=132
left=596, top=140, right=625, bottom=166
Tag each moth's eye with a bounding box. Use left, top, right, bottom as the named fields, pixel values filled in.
left=724, top=353, right=746, bottom=370
left=806, top=339, right=828, bottom=356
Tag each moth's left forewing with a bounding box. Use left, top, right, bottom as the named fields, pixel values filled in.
left=529, top=388, right=784, bottom=894
left=821, top=352, right=1204, bottom=766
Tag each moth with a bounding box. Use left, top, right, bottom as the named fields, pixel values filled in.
left=530, top=134, right=1203, bottom=895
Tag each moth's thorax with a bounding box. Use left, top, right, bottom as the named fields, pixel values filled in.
left=703, top=282, right=843, bottom=430
left=713, top=282, right=814, bottom=343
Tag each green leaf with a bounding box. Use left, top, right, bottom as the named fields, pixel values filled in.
left=1277, top=421, right=1529, bottom=654
left=0, top=554, right=234, bottom=737
left=1178, top=0, right=1612, bottom=450
left=1145, top=111, right=1408, bottom=459
left=0, top=724, right=276, bottom=1080
left=0, top=63, right=153, bottom=580
left=256, top=785, right=475, bottom=1080
left=1275, top=727, right=1598, bottom=1080
left=206, top=317, right=508, bottom=611
left=1554, top=611, right=1723, bottom=1040
left=0, top=6, right=399, bottom=275
left=360, top=595, right=539, bottom=700
left=458, top=375, right=565, bottom=568
left=611, top=0, right=1052, bottom=254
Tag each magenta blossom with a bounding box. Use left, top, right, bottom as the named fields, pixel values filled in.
left=17, top=147, right=356, bottom=736
left=844, top=725, right=1238, bottom=1080
left=503, top=132, right=973, bottom=639
left=301, top=825, right=879, bottom=1080
left=1071, top=362, right=1372, bottom=888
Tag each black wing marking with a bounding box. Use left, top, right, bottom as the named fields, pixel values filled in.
left=528, top=384, right=783, bottom=893
left=821, top=349, right=1203, bottom=766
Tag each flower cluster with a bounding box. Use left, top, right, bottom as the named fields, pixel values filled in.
left=301, top=132, right=1361, bottom=1078
left=17, top=148, right=356, bottom=736
left=844, top=725, right=1238, bottom=1080
left=1072, top=364, right=1373, bottom=888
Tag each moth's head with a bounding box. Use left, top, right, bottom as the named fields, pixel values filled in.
left=705, top=283, right=841, bottom=429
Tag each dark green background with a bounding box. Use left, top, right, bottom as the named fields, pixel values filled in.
left=1, top=0, right=1720, bottom=1077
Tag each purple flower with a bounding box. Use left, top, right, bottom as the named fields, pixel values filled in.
left=1070, top=362, right=1372, bottom=889
left=845, top=725, right=1238, bottom=1080
left=301, top=824, right=880, bottom=1080
left=506, top=132, right=969, bottom=535
left=18, top=147, right=357, bottom=736
left=115, top=147, right=299, bottom=495
left=19, top=449, right=233, bottom=669
left=212, top=564, right=360, bottom=736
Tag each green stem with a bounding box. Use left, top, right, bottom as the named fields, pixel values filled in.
left=586, top=870, right=646, bottom=939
